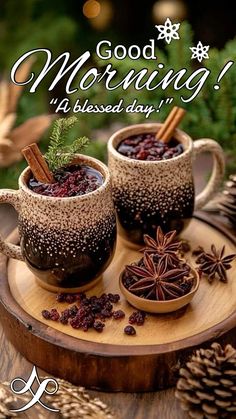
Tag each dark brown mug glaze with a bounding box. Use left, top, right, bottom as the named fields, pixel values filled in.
left=20, top=215, right=116, bottom=288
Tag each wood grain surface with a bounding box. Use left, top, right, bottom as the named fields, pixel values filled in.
left=0, top=203, right=189, bottom=418
left=8, top=215, right=236, bottom=346
left=1, top=212, right=236, bottom=395
left=0, top=150, right=231, bottom=417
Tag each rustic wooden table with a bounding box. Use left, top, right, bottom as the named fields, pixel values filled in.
left=0, top=155, right=227, bottom=419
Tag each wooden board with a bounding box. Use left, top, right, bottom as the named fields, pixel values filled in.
left=0, top=202, right=189, bottom=419
left=1, top=212, right=236, bottom=392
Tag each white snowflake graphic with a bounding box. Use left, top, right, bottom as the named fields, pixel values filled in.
left=155, top=18, right=180, bottom=44
left=190, top=41, right=210, bottom=62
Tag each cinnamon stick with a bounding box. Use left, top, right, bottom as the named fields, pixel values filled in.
left=22, top=143, right=54, bottom=184
left=156, top=106, right=186, bottom=143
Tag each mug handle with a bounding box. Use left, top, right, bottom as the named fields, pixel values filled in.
left=0, top=189, right=24, bottom=260
left=193, top=139, right=225, bottom=210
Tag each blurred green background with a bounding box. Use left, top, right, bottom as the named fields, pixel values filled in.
left=0, top=0, right=236, bottom=188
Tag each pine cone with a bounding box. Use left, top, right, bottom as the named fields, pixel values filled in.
left=175, top=342, right=236, bottom=419
left=218, top=175, right=236, bottom=226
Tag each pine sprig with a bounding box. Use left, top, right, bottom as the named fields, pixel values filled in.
left=45, top=116, right=90, bottom=172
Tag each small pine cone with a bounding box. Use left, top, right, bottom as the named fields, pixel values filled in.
left=175, top=342, right=236, bottom=419
left=218, top=175, right=236, bottom=226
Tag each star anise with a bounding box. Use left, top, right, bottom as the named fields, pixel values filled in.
left=125, top=253, right=190, bottom=301
left=141, top=226, right=181, bottom=268
left=195, top=244, right=236, bottom=283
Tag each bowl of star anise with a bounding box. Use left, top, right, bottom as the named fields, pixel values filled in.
left=119, top=227, right=200, bottom=313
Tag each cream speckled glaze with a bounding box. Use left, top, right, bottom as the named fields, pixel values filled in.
left=0, top=154, right=117, bottom=291
left=108, top=123, right=225, bottom=244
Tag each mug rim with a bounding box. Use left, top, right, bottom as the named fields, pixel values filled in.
left=19, top=154, right=111, bottom=201
left=108, top=123, right=193, bottom=164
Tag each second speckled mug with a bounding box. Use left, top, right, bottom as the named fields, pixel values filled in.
left=108, top=123, right=225, bottom=244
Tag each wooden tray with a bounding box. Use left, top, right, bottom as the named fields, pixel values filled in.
left=0, top=212, right=236, bottom=392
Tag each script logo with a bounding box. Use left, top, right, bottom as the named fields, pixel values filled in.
left=10, top=366, right=59, bottom=413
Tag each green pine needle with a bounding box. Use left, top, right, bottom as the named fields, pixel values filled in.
left=45, top=116, right=90, bottom=172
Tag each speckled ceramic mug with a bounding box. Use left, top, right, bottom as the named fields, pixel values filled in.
left=108, top=123, right=225, bottom=244
left=0, top=155, right=117, bottom=291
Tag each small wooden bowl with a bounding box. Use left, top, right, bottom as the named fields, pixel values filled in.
left=119, top=267, right=200, bottom=314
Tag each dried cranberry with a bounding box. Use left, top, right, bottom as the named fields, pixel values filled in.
left=84, top=314, right=95, bottom=327
left=70, top=318, right=81, bottom=329
left=68, top=305, right=79, bottom=318
left=43, top=292, right=125, bottom=333
left=50, top=309, right=60, bottom=321
left=100, top=293, right=109, bottom=303
left=113, top=310, right=125, bottom=320
left=124, top=325, right=136, bottom=336
left=81, top=321, right=89, bottom=331
left=76, top=292, right=86, bottom=301
left=129, top=311, right=146, bottom=326
left=65, top=294, right=77, bottom=304
left=100, top=309, right=113, bottom=318
left=56, top=293, right=66, bottom=303
left=93, top=320, right=105, bottom=333
left=91, top=302, right=102, bottom=314
left=82, top=298, right=91, bottom=306
left=60, top=314, right=69, bottom=325
left=77, top=306, right=90, bottom=318
left=108, top=293, right=120, bottom=303
left=104, top=301, right=113, bottom=311
left=60, top=308, right=70, bottom=318
left=42, top=310, right=51, bottom=320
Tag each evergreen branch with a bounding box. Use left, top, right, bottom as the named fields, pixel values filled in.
left=45, top=117, right=90, bottom=172
left=66, top=136, right=90, bottom=154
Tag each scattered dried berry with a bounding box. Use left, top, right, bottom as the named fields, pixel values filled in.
left=77, top=292, right=86, bottom=301
left=43, top=292, right=122, bottom=333
left=108, top=293, right=120, bottom=303
left=113, top=310, right=125, bottom=320
left=67, top=305, right=78, bottom=318
left=104, top=301, right=113, bottom=311
left=124, top=325, right=136, bottom=336
left=59, top=315, right=68, bottom=324
left=129, top=311, right=146, bottom=326
left=93, top=320, right=105, bottom=333
left=91, top=302, right=102, bottom=314
left=65, top=294, right=77, bottom=304
left=50, top=309, right=60, bottom=321
left=56, top=293, right=66, bottom=303
left=100, top=309, right=113, bottom=318
left=42, top=310, right=51, bottom=320
left=59, top=312, right=69, bottom=325
left=56, top=292, right=85, bottom=303
left=70, top=318, right=81, bottom=329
